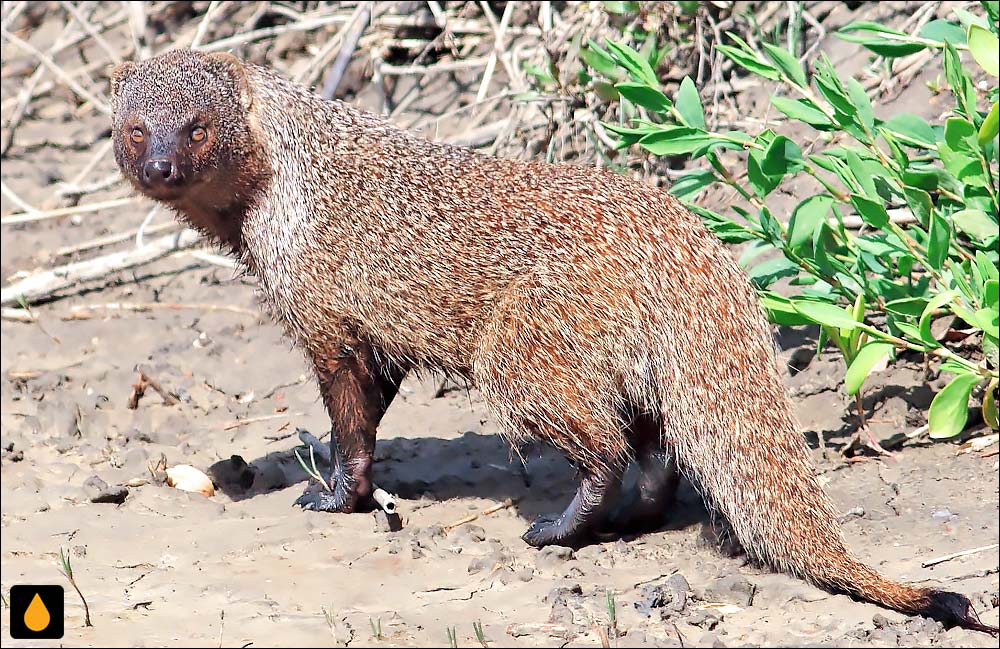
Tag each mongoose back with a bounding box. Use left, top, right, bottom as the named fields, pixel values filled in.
left=110, top=50, right=996, bottom=633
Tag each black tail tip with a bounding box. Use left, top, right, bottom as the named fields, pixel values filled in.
left=923, top=589, right=998, bottom=635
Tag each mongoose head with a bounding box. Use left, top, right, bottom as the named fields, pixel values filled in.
left=109, top=50, right=258, bottom=206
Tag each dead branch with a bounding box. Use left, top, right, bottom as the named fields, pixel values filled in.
left=1, top=228, right=201, bottom=307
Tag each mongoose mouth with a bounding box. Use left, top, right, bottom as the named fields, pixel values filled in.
left=137, top=182, right=190, bottom=203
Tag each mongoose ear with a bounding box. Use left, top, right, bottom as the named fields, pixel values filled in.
left=109, top=60, right=137, bottom=98
left=205, top=52, right=253, bottom=112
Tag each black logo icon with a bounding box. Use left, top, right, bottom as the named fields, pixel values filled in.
left=9, top=585, right=64, bottom=639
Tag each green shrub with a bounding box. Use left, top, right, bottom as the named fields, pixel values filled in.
left=565, top=3, right=1000, bottom=438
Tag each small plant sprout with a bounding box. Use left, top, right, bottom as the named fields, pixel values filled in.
left=446, top=625, right=458, bottom=648
left=58, top=547, right=92, bottom=627
left=294, top=442, right=331, bottom=492
left=606, top=589, right=618, bottom=638
left=322, top=605, right=335, bottom=636
left=369, top=616, right=383, bottom=641
left=473, top=619, right=488, bottom=647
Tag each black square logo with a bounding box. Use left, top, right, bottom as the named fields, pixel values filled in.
left=9, top=585, right=64, bottom=639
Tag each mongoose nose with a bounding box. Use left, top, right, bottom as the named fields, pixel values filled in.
left=143, top=159, right=175, bottom=185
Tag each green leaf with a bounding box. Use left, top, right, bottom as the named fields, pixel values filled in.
left=812, top=221, right=837, bottom=276
left=882, top=129, right=909, bottom=169
left=846, top=78, right=875, bottom=132
left=951, top=208, right=999, bottom=239
left=982, top=2, right=1000, bottom=25
left=903, top=186, right=933, bottom=227
left=792, top=299, right=860, bottom=330
left=968, top=23, right=1000, bottom=77
left=599, top=121, right=651, bottom=148
left=894, top=321, right=923, bottom=340
left=939, top=359, right=974, bottom=375
left=984, top=379, right=999, bottom=431
left=761, top=135, right=805, bottom=175
left=844, top=148, right=880, bottom=197
left=605, top=39, right=659, bottom=86
left=615, top=82, right=672, bottom=113
left=813, top=54, right=856, bottom=121
left=928, top=373, right=981, bottom=439
left=762, top=42, right=807, bottom=87
left=884, top=297, right=929, bottom=317
left=882, top=113, right=936, bottom=149
left=787, top=195, right=833, bottom=253
left=637, top=127, right=714, bottom=155
left=669, top=169, right=718, bottom=201
left=979, top=101, right=1000, bottom=146
left=944, top=117, right=979, bottom=153
left=760, top=292, right=813, bottom=326
left=600, top=122, right=659, bottom=137
left=986, top=279, right=1000, bottom=310
left=747, top=256, right=799, bottom=289
left=981, top=252, right=1000, bottom=283
left=850, top=194, right=890, bottom=228
left=974, top=307, right=1000, bottom=337
left=837, top=21, right=925, bottom=57
left=927, top=212, right=951, bottom=270
left=691, top=205, right=758, bottom=243
left=675, top=76, right=706, bottom=129
left=918, top=19, right=967, bottom=45
left=601, top=1, right=640, bottom=15
left=770, top=96, right=834, bottom=128
left=918, top=290, right=958, bottom=347
left=715, top=34, right=781, bottom=80
left=581, top=39, right=620, bottom=78
left=944, top=42, right=975, bottom=118
left=845, top=342, right=894, bottom=395
left=747, top=153, right=781, bottom=198
left=758, top=206, right=784, bottom=243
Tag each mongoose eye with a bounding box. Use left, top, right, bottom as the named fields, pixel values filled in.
left=130, top=127, right=144, bottom=144
left=190, top=126, right=207, bottom=143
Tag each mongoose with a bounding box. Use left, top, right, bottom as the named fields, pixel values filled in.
left=110, top=50, right=996, bottom=633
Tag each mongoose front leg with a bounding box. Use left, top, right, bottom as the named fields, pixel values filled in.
left=294, top=343, right=406, bottom=513
left=522, top=465, right=623, bottom=548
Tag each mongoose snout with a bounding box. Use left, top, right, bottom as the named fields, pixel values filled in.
left=108, top=49, right=997, bottom=634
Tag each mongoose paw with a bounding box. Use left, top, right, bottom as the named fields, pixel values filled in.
left=522, top=513, right=592, bottom=548
left=522, top=514, right=563, bottom=547
left=293, top=480, right=358, bottom=513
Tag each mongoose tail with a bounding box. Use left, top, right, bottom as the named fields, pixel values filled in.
left=665, top=404, right=997, bottom=633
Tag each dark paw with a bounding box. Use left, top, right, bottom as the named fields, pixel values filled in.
left=522, top=514, right=566, bottom=547
left=294, top=486, right=349, bottom=512
left=293, top=480, right=358, bottom=513
left=523, top=513, right=597, bottom=548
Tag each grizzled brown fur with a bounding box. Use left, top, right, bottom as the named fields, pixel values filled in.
left=110, top=50, right=995, bottom=633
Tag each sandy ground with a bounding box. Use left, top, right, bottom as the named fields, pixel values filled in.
left=3, top=2, right=999, bottom=647
left=1, top=296, right=999, bottom=647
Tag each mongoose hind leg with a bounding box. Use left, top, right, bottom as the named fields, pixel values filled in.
left=295, top=341, right=407, bottom=513
left=474, top=281, right=631, bottom=548
left=522, top=463, right=624, bottom=548
left=604, top=445, right=680, bottom=535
